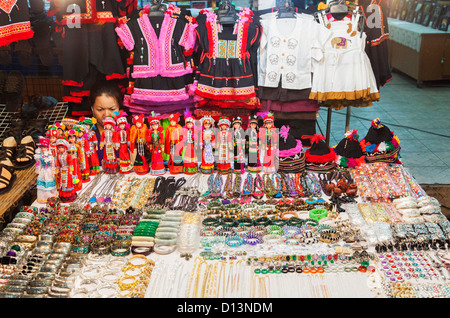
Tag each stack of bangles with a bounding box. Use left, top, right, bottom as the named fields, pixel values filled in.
left=131, top=220, right=158, bottom=253
left=111, top=239, right=132, bottom=257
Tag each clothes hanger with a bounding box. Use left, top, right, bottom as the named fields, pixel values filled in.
left=276, top=0, right=297, bottom=18
left=216, top=0, right=238, bottom=25
left=148, top=0, right=167, bottom=17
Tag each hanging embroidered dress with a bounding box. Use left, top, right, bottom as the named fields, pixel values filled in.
left=0, top=0, right=33, bottom=47
left=194, top=9, right=261, bottom=107
left=115, top=5, right=197, bottom=105
left=309, top=11, right=380, bottom=110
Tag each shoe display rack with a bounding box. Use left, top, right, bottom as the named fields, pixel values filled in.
left=0, top=102, right=68, bottom=145
left=0, top=102, right=68, bottom=226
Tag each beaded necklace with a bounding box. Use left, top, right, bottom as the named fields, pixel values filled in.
left=252, top=174, right=264, bottom=198
left=211, top=173, right=223, bottom=197
left=242, top=173, right=253, bottom=195
left=223, top=173, right=233, bottom=198
left=264, top=174, right=277, bottom=197
left=232, top=173, right=242, bottom=197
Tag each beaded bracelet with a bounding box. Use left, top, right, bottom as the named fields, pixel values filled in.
left=225, top=235, right=244, bottom=247
left=236, top=218, right=254, bottom=227
left=221, top=218, right=238, bottom=228
left=244, top=234, right=263, bottom=246
left=254, top=217, right=271, bottom=227
left=270, top=219, right=288, bottom=227
left=249, top=225, right=267, bottom=237
left=202, top=217, right=220, bottom=227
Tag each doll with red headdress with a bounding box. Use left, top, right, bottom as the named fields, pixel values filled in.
left=55, top=139, right=77, bottom=203
left=130, top=114, right=149, bottom=175
left=259, top=113, right=278, bottom=174
left=99, top=116, right=119, bottom=174
left=35, top=137, right=58, bottom=204
left=165, top=112, right=184, bottom=175
left=114, top=111, right=133, bottom=174
left=147, top=114, right=166, bottom=176
left=79, top=116, right=100, bottom=176
left=216, top=117, right=233, bottom=175
left=199, top=115, right=216, bottom=175
left=66, top=128, right=82, bottom=191
left=182, top=114, right=199, bottom=175
left=74, top=124, right=91, bottom=183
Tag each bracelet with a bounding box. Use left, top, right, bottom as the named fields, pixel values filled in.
left=202, top=217, right=220, bottom=227
left=249, top=225, right=267, bottom=237
left=319, top=232, right=340, bottom=244
left=127, top=254, right=151, bottom=268
left=118, top=275, right=138, bottom=291
left=270, top=219, right=288, bottom=227
left=225, top=235, right=244, bottom=247
left=254, top=217, right=271, bottom=227
left=221, top=218, right=238, bottom=227
left=282, top=226, right=301, bottom=236
left=153, top=244, right=177, bottom=255
left=243, top=233, right=263, bottom=246
left=309, top=208, right=328, bottom=221
left=236, top=218, right=254, bottom=227
left=154, top=238, right=177, bottom=246
left=131, top=246, right=153, bottom=256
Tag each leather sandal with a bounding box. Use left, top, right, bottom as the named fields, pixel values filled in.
left=0, top=158, right=16, bottom=195
left=13, top=135, right=36, bottom=170
left=1, top=136, right=17, bottom=159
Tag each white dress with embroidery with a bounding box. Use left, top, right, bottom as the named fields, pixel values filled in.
left=309, top=12, right=379, bottom=108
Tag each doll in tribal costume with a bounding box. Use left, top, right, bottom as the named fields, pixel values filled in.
left=115, top=112, right=133, bottom=174
left=232, top=116, right=246, bottom=174
left=67, top=129, right=82, bottom=191
left=34, top=137, right=58, bottom=204
left=55, top=139, right=77, bottom=203
left=215, top=117, right=233, bottom=175
left=46, top=124, right=60, bottom=187
left=147, top=116, right=166, bottom=176
left=129, top=114, right=150, bottom=175
left=74, top=125, right=91, bottom=183
left=79, top=117, right=100, bottom=176
left=260, top=113, right=278, bottom=174
left=99, top=116, right=119, bottom=174
left=165, top=113, right=184, bottom=175
left=246, top=115, right=261, bottom=173
left=199, top=116, right=216, bottom=175
left=182, top=116, right=198, bottom=175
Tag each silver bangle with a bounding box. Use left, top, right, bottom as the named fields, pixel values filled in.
left=26, top=286, right=49, bottom=294
left=29, top=279, right=52, bottom=287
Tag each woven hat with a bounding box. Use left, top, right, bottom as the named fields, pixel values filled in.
left=218, top=116, right=231, bottom=127
left=46, top=125, right=59, bottom=138
left=169, top=112, right=181, bottom=123
left=55, top=139, right=70, bottom=150
left=79, top=116, right=97, bottom=129
left=61, top=117, right=78, bottom=129
left=334, top=129, right=365, bottom=168
left=263, top=113, right=274, bottom=124
left=248, top=115, right=258, bottom=125
left=37, top=137, right=50, bottom=148
left=132, top=114, right=145, bottom=125
left=115, top=111, right=128, bottom=126
left=200, top=115, right=215, bottom=126
left=303, top=134, right=336, bottom=172
left=278, top=125, right=305, bottom=173
left=360, top=118, right=401, bottom=163
left=184, top=116, right=195, bottom=125
left=102, top=116, right=116, bottom=127
left=232, top=116, right=242, bottom=125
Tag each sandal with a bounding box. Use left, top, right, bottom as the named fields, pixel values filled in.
left=1, top=136, right=17, bottom=159
left=0, top=158, right=16, bottom=195
left=13, top=135, right=36, bottom=170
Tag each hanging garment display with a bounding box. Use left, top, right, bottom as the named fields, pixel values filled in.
left=194, top=8, right=261, bottom=109
left=359, top=0, right=392, bottom=88
left=310, top=9, right=380, bottom=110
left=0, top=0, right=34, bottom=47
left=115, top=4, right=197, bottom=109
